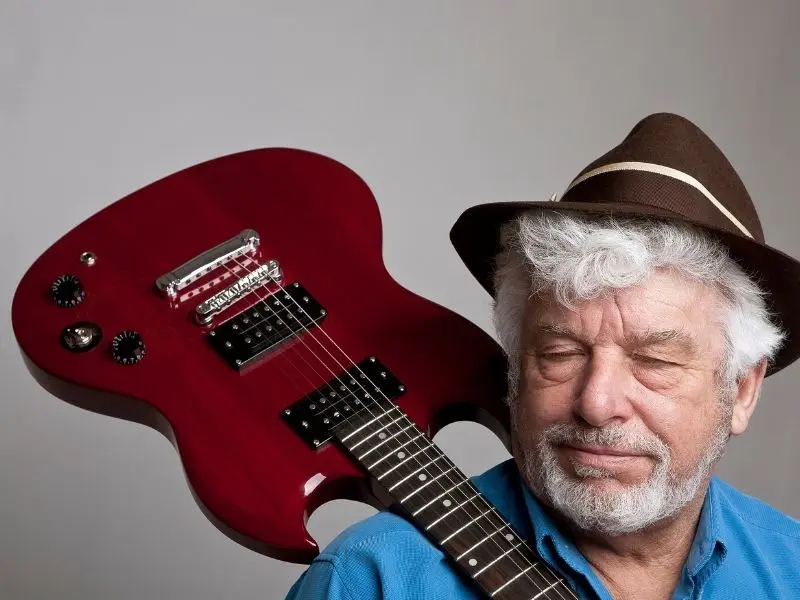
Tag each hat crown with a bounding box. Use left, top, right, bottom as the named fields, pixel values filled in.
left=449, top=111, right=800, bottom=376
left=560, top=112, right=764, bottom=242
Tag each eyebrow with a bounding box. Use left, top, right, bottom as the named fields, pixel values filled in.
left=533, top=323, right=699, bottom=354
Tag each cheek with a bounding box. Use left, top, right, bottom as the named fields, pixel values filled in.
left=635, top=394, right=723, bottom=472
left=517, top=376, right=575, bottom=433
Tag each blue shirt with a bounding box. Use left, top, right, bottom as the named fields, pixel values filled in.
left=285, top=459, right=800, bottom=599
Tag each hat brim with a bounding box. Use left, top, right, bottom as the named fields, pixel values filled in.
left=450, top=200, right=800, bottom=377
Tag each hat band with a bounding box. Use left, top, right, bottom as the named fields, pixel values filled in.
left=561, top=161, right=753, bottom=238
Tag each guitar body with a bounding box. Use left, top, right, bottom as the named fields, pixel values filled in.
left=11, top=148, right=510, bottom=564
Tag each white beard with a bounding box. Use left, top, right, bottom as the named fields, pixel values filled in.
left=515, top=416, right=730, bottom=536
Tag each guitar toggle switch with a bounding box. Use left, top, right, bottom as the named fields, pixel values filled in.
left=60, top=321, right=103, bottom=353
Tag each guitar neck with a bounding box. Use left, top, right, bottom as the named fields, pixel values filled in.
left=334, top=400, right=573, bottom=600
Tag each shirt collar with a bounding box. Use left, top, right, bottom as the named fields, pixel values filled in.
left=686, top=476, right=728, bottom=579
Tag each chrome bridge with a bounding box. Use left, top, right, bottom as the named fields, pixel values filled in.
left=155, top=229, right=261, bottom=300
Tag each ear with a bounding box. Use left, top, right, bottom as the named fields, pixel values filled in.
left=730, top=359, right=768, bottom=436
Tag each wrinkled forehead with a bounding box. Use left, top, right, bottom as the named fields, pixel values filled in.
left=522, top=270, right=727, bottom=353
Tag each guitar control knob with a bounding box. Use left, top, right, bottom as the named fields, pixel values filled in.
left=111, top=330, right=146, bottom=365
left=51, top=274, right=85, bottom=308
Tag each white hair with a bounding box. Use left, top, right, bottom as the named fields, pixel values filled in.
left=492, top=211, right=785, bottom=399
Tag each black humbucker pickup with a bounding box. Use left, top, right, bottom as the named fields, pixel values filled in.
left=207, top=282, right=326, bottom=370
left=282, top=357, right=406, bottom=449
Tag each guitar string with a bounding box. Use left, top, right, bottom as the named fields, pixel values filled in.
left=212, top=261, right=377, bottom=422
left=218, top=263, right=442, bottom=423
left=219, top=255, right=576, bottom=600
left=216, top=263, right=376, bottom=426
left=222, top=255, right=574, bottom=600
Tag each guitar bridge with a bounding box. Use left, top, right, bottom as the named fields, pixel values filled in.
left=155, top=229, right=261, bottom=300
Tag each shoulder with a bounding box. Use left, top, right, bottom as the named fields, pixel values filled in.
left=713, top=476, right=800, bottom=543
left=285, top=461, right=520, bottom=599
left=711, top=475, right=800, bottom=585
left=286, top=511, right=447, bottom=599
left=318, top=509, right=441, bottom=560
left=320, top=459, right=522, bottom=560
left=701, top=477, right=800, bottom=595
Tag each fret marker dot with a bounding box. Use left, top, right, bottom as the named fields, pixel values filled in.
left=397, top=452, right=405, bottom=459
left=378, top=433, right=387, bottom=440
left=418, top=474, right=427, bottom=481
left=505, top=533, right=514, bottom=541
left=468, top=558, right=478, bottom=567
left=442, top=499, right=452, bottom=507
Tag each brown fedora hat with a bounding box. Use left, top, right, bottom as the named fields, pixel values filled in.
left=450, top=112, right=800, bottom=376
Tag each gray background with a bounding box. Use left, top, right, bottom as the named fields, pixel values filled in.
left=2, top=1, right=799, bottom=598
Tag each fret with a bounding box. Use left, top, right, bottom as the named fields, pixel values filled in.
left=429, top=498, right=516, bottom=563
left=388, top=454, right=449, bottom=491
left=367, top=431, right=429, bottom=470
left=403, top=472, right=468, bottom=514
left=399, top=466, right=457, bottom=503
left=409, top=477, right=486, bottom=535
left=411, top=479, right=472, bottom=516
left=370, top=440, right=442, bottom=484
left=441, top=508, right=493, bottom=544
left=469, top=546, right=557, bottom=599
left=473, top=542, right=523, bottom=577
left=489, top=565, right=533, bottom=597
left=456, top=522, right=510, bottom=559
left=338, top=408, right=422, bottom=466
left=530, top=580, right=566, bottom=599
left=328, top=397, right=388, bottom=435
left=424, top=493, right=480, bottom=530
left=357, top=423, right=418, bottom=459
left=349, top=413, right=408, bottom=452
left=374, top=443, right=431, bottom=475
left=338, top=404, right=400, bottom=443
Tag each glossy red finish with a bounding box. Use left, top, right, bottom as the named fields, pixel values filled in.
left=11, top=148, right=509, bottom=564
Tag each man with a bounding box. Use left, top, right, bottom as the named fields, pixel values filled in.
left=286, top=113, right=800, bottom=599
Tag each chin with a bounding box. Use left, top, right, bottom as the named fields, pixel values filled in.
left=569, top=475, right=634, bottom=494
left=527, top=455, right=706, bottom=536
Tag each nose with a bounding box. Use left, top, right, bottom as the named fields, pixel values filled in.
left=574, top=349, right=634, bottom=427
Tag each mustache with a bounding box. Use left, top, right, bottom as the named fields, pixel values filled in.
left=541, top=422, right=669, bottom=460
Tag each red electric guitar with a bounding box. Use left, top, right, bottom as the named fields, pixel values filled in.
left=11, top=149, right=575, bottom=599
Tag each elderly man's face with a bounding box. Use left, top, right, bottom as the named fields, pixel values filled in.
left=512, top=269, right=739, bottom=534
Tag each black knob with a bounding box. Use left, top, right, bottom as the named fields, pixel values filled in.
left=111, top=330, right=146, bottom=365
left=51, top=274, right=85, bottom=308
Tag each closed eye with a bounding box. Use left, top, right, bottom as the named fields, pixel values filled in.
left=634, top=355, right=677, bottom=367
left=539, top=352, right=583, bottom=361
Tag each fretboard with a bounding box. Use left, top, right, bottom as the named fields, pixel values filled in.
left=333, top=400, right=575, bottom=600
